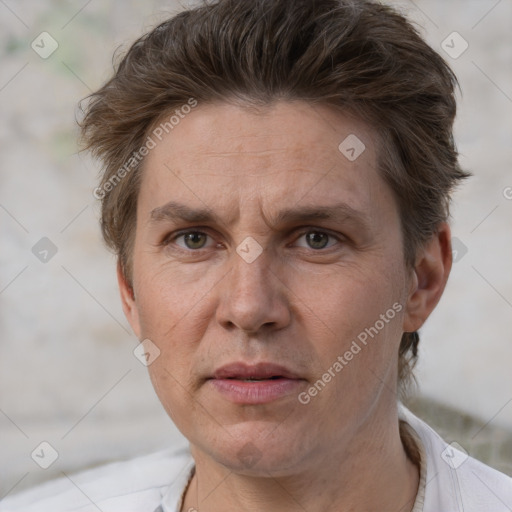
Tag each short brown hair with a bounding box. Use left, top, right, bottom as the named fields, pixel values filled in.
left=79, top=0, right=470, bottom=394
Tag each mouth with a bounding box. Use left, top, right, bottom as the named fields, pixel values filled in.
left=228, top=376, right=283, bottom=382
left=207, top=362, right=305, bottom=404
left=211, top=361, right=302, bottom=380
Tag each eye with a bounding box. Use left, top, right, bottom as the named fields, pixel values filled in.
left=294, top=230, right=340, bottom=250
left=170, top=231, right=214, bottom=250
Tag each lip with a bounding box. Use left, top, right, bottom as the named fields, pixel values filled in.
left=212, top=362, right=301, bottom=380
left=208, top=362, right=305, bottom=405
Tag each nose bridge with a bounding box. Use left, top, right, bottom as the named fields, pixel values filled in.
left=217, top=245, right=290, bottom=333
left=228, top=246, right=272, bottom=305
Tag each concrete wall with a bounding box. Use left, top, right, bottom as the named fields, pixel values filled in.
left=1, top=0, right=511, bottom=498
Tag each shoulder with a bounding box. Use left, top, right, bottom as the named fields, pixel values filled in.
left=0, top=445, right=193, bottom=512
left=400, top=405, right=512, bottom=512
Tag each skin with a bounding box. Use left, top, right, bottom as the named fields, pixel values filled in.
left=118, top=100, right=452, bottom=512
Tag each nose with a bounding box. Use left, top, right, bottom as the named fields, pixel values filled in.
left=216, top=248, right=291, bottom=335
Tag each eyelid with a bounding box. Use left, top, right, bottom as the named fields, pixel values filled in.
left=160, top=227, right=216, bottom=248
left=291, top=228, right=345, bottom=249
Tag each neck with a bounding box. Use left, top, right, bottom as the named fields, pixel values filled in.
left=181, top=403, right=420, bottom=512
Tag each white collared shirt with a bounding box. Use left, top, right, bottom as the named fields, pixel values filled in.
left=1, top=406, right=511, bottom=511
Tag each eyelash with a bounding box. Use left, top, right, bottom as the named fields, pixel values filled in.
left=161, top=228, right=345, bottom=253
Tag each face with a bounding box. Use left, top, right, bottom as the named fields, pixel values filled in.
left=119, top=101, right=442, bottom=476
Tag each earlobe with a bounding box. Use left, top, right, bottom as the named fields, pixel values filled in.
left=403, top=223, right=452, bottom=333
left=117, top=261, right=142, bottom=339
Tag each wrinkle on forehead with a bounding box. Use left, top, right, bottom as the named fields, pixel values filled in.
left=194, top=148, right=298, bottom=158
left=165, top=166, right=333, bottom=179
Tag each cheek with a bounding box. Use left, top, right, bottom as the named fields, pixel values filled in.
left=146, top=359, right=200, bottom=435
left=297, top=261, right=403, bottom=338
left=297, top=259, right=407, bottom=400
left=133, top=253, right=216, bottom=335
left=132, top=255, right=220, bottom=386
left=304, top=269, right=405, bottom=409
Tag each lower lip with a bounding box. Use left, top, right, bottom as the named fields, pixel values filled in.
left=208, top=378, right=304, bottom=404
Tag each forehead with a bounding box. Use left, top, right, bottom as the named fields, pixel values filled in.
left=139, top=100, right=394, bottom=226
left=145, top=101, right=374, bottom=169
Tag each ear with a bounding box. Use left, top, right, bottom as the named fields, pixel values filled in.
left=403, top=222, right=452, bottom=333
left=117, top=260, right=142, bottom=339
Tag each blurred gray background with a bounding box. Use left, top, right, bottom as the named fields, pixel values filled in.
left=1, top=0, right=511, bottom=499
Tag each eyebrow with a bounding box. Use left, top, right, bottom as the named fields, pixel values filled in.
left=149, top=200, right=371, bottom=231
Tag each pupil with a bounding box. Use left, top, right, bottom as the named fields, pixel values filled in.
left=185, top=232, right=206, bottom=249
left=307, top=232, right=328, bottom=249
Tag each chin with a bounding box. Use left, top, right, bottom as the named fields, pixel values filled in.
left=218, top=449, right=302, bottom=477
left=197, top=423, right=312, bottom=476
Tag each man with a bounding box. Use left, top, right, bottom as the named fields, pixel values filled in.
left=2, top=0, right=511, bottom=511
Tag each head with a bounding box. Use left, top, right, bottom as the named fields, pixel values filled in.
left=80, top=0, right=469, bottom=474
